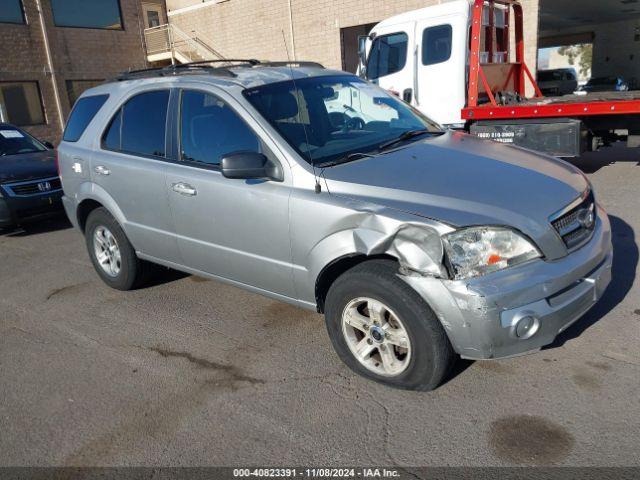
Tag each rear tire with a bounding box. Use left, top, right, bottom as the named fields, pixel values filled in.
left=324, top=259, right=455, bottom=391
left=85, top=207, right=148, bottom=290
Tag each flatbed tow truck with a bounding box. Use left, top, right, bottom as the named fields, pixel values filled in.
left=359, top=0, right=640, bottom=157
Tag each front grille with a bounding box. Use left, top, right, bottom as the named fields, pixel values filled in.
left=1, top=177, right=62, bottom=197
left=551, top=191, right=596, bottom=250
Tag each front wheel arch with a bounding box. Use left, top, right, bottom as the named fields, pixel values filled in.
left=315, top=253, right=398, bottom=313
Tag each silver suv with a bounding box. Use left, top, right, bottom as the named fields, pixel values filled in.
left=58, top=61, right=612, bottom=390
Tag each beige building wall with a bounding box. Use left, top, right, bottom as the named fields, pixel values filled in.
left=167, top=0, right=539, bottom=93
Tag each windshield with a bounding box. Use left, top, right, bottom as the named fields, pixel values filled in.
left=0, top=127, right=47, bottom=157
left=243, top=75, right=442, bottom=166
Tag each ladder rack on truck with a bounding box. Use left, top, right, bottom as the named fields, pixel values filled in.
left=360, top=0, right=640, bottom=157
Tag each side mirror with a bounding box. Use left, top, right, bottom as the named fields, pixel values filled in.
left=43, top=141, right=54, bottom=149
left=221, top=151, right=282, bottom=181
left=357, top=35, right=368, bottom=78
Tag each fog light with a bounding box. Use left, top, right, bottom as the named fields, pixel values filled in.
left=515, top=315, right=539, bottom=339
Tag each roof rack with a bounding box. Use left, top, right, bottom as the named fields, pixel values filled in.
left=259, top=61, right=325, bottom=69
left=113, top=59, right=324, bottom=82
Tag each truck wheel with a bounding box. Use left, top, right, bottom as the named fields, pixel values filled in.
left=324, top=259, right=455, bottom=391
left=85, top=207, right=147, bottom=291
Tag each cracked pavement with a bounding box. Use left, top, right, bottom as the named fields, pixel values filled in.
left=0, top=145, right=639, bottom=467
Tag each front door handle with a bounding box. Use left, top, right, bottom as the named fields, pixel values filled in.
left=94, top=165, right=110, bottom=176
left=171, top=182, right=197, bottom=196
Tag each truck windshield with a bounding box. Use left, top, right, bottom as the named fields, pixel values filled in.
left=0, top=127, right=47, bottom=157
left=243, top=75, right=442, bottom=166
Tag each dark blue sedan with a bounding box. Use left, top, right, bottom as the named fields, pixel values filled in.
left=0, top=124, right=63, bottom=228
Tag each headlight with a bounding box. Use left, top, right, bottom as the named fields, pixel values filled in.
left=443, top=226, right=541, bottom=280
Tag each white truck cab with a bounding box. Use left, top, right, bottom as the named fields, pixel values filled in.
left=359, top=0, right=640, bottom=158
left=359, top=0, right=497, bottom=127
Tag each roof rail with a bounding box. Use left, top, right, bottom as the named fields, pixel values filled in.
left=259, top=61, right=325, bottom=69
left=175, top=59, right=261, bottom=68
left=113, top=59, right=325, bottom=82
left=113, top=62, right=242, bottom=81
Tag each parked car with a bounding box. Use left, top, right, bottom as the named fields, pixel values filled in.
left=580, top=76, right=630, bottom=92
left=0, top=123, right=63, bottom=229
left=58, top=61, right=612, bottom=390
left=537, top=68, right=578, bottom=96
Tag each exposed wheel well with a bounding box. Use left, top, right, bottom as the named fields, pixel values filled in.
left=315, top=254, right=397, bottom=313
left=77, top=199, right=104, bottom=233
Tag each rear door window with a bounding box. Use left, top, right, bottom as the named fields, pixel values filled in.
left=366, top=32, right=408, bottom=80
left=62, top=94, right=109, bottom=142
left=179, top=90, right=260, bottom=167
left=422, top=25, right=452, bottom=66
left=102, top=90, right=169, bottom=157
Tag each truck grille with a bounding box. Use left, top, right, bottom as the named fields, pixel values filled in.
left=550, top=191, right=596, bottom=250
left=1, top=177, right=62, bottom=197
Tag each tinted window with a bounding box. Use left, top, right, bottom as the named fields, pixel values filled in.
left=103, top=90, right=169, bottom=157
left=538, top=71, right=561, bottom=82
left=180, top=90, right=259, bottom=167
left=63, top=94, right=109, bottom=142
left=0, top=0, right=25, bottom=24
left=422, top=25, right=452, bottom=66
left=0, top=127, right=46, bottom=157
left=103, top=108, right=122, bottom=150
left=0, top=82, right=45, bottom=126
left=366, top=33, right=408, bottom=80
left=50, top=0, right=123, bottom=29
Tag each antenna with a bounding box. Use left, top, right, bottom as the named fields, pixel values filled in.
left=281, top=30, right=321, bottom=194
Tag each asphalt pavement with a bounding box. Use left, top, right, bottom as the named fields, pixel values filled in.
left=0, top=144, right=638, bottom=467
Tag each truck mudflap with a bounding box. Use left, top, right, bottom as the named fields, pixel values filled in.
left=469, top=118, right=584, bottom=158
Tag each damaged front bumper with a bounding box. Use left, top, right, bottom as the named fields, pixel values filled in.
left=405, top=207, right=613, bottom=360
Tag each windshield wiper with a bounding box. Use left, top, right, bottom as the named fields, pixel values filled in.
left=316, top=152, right=377, bottom=168
left=378, top=129, right=437, bottom=152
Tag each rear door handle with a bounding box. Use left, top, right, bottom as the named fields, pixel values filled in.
left=94, top=165, right=110, bottom=176
left=171, top=182, right=197, bottom=196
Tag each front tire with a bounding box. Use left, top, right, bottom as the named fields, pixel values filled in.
left=324, top=260, right=455, bottom=391
left=85, top=207, right=147, bottom=291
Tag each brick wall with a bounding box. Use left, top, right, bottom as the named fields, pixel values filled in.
left=168, top=0, right=539, bottom=93
left=0, top=0, right=153, bottom=143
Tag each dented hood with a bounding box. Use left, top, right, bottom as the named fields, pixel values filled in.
left=322, top=131, right=588, bottom=257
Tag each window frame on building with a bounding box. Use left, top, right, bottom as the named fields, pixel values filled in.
left=50, top=0, right=125, bottom=31
left=0, top=0, right=26, bottom=25
left=0, top=81, right=46, bottom=127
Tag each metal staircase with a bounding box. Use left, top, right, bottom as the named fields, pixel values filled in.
left=144, top=23, right=225, bottom=64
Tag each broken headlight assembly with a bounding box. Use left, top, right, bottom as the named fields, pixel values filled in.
left=442, top=226, right=541, bottom=280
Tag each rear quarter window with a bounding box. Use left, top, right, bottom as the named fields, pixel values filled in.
left=63, top=94, right=109, bottom=142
